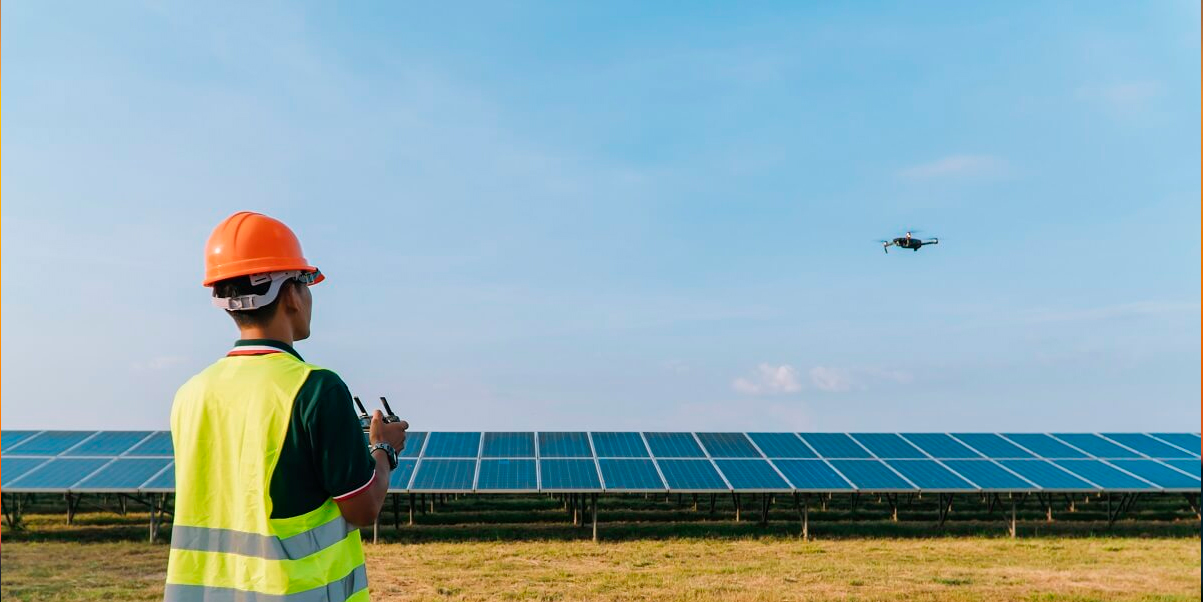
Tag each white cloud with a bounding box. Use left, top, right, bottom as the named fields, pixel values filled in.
left=898, top=155, right=1005, bottom=180
left=732, top=363, right=802, bottom=395
left=809, top=366, right=853, bottom=392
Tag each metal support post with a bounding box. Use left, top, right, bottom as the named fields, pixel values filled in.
left=591, top=493, right=599, bottom=542
left=709, top=494, right=716, bottom=515
left=408, top=493, right=416, bottom=525
left=1008, top=495, right=1017, bottom=538
left=732, top=493, right=741, bottom=522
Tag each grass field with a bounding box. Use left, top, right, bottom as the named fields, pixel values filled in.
left=2, top=494, right=1200, bottom=601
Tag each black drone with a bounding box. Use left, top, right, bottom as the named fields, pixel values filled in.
left=879, top=230, right=939, bottom=254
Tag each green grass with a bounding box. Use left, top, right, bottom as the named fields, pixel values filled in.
left=1, top=493, right=1199, bottom=601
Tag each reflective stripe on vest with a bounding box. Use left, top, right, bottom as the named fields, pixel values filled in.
left=167, top=352, right=367, bottom=601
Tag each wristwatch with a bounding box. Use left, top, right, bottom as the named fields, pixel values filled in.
left=368, top=442, right=398, bottom=471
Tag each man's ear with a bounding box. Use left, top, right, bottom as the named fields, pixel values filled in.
left=278, top=281, right=300, bottom=313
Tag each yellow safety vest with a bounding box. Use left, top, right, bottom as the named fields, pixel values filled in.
left=165, top=351, right=369, bottom=602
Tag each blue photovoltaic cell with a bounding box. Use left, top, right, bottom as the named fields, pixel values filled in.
left=644, top=433, right=705, bottom=458
left=1052, top=460, right=1155, bottom=490
left=1102, top=434, right=1194, bottom=459
left=901, top=434, right=982, bottom=459
left=422, top=432, right=482, bottom=458
left=74, top=458, right=171, bottom=490
left=591, top=432, right=649, bottom=457
left=399, top=432, right=426, bottom=458
left=10, top=431, right=98, bottom=456
left=1161, top=460, right=1200, bottom=479
left=747, top=433, right=816, bottom=458
left=476, top=459, right=537, bottom=490
left=696, top=433, right=760, bottom=458
left=126, top=431, right=174, bottom=456
left=828, top=460, right=914, bottom=490
left=998, top=460, right=1096, bottom=490
left=1, top=458, right=49, bottom=487
left=799, top=433, right=872, bottom=459
left=1108, top=460, right=1200, bottom=490
left=598, top=459, right=664, bottom=490
left=142, top=464, right=175, bottom=490
left=538, top=432, right=593, bottom=457
left=1150, top=434, right=1201, bottom=456
left=852, top=434, right=926, bottom=459
left=2, top=431, right=42, bottom=451
left=952, top=434, right=1034, bottom=459
left=411, top=459, right=477, bottom=490
left=9, top=458, right=109, bottom=489
left=884, top=460, right=976, bottom=490
left=941, top=460, right=1034, bottom=490
left=481, top=432, right=535, bottom=458
left=539, top=459, right=601, bottom=490
left=1002, top=434, right=1088, bottom=459
left=655, top=460, right=728, bottom=490
left=714, top=459, right=790, bottom=490
left=1051, top=434, right=1140, bottom=459
left=388, top=460, right=418, bottom=489
left=67, top=431, right=155, bottom=456
left=772, top=460, right=853, bottom=490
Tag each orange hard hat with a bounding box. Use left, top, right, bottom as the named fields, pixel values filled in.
left=203, top=211, right=324, bottom=286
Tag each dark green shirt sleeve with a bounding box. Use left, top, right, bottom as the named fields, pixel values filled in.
left=294, top=369, right=377, bottom=500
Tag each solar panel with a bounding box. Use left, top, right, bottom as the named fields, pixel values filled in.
left=1002, top=434, right=1088, bottom=459
left=1051, top=434, right=1141, bottom=459
left=388, top=459, right=418, bottom=490
left=1161, top=460, right=1201, bottom=480
left=713, top=459, right=789, bottom=490
left=8, top=458, right=110, bottom=490
left=1102, top=434, right=1194, bottom=459
left=696, top=433, right=760, bottom=458
left=884, top=460, right=976, bottom=491
left=126, top=431, right=173, bottom=456
left=655, top=459, right=729, bottom=491
left=538, top=432, right=593, bottom=457
left=422, top=432, right=481, bottom=458
left=1149, top=433, right=1201, bottom=456
left=591, top=432, right=649, bottom=457
left=901, top=434, right=981, bottom=459
left=74, top=458, right=171, bottom=491
left=1051, top=460, right=1157, bottom=490
left=538, top=459, right=601, bottom=490
left=399, top=432, right=426, bottom=458
left=643, top=433, right=705, bottom=458
left=1, top=457, right=50, bottom=487
left=851, top=433, right=926, bottom=459
left=941, top=460, right=1034, bottom=490
left=597, top=459, right=665, bottom=491
left=747, top=433, right=816, bottom=458
left=952, top=433, right=1034, bottom=459
left=10, top=431, right=99, bottom=456
left=772, top=460, right=853, bottom=490
left=826, top=460, right=914, bottom=490
left=2, top=430, right=42, bottom=450
left=481, top=432, right=535, bottom=458
left=411, top=459, right=477, bottom=490
left=476, top=459, right=537, bottom=490
left=1108, top=460, right=1200, bottom=491
left=800, top=433, right=872, bottom=458
left=142, top=463, right=175, bottom=491
left=997, top=460, right=1097, bottom=490
left=67, top=431, right=156, bottom=456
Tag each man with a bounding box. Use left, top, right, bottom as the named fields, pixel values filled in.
left=165, top=211, right=407, bottom=602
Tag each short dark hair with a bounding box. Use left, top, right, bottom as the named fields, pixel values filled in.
left=212, top=276, right=298, bottom=327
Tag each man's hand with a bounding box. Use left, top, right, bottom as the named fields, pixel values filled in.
left=369, top=410, right=408, bottom=453
left=337, top=410, right=409, bottom=527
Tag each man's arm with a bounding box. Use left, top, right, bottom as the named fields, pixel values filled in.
left=337, top=410, right=407, bottom=527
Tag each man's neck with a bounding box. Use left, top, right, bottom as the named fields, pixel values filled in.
left=238, top=325, right=294, bottom=346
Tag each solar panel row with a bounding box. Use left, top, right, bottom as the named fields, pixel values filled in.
left=4, top=431, right=1198, bottom=494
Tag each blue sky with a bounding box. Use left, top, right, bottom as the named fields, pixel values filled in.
left=2, top=2, right=1199, bottom=432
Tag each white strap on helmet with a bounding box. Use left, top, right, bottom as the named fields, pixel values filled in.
left=212, top=271, right=302, bottom=311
